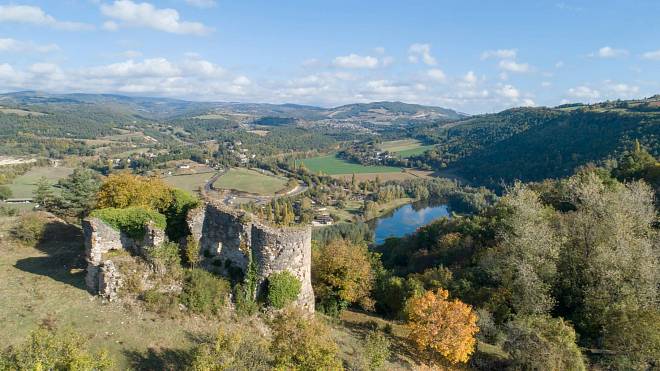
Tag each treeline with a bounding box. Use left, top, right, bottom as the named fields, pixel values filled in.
left=371, top=166, right=659, bottom=369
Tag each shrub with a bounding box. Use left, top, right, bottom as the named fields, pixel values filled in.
left=190, top=326, right=272, bottom=370
left=90, top=206, right=166, bottom=239
left=142, top=289, right=180, bottom=315
left=269, top=308, right=343, bottom=370
left=0, top=327, right=112, bottom=370
left=180, top=269, right=230, bottom=315
left=12, top=213, right=47, bottom=245
left=267, top=271, right=302, bottom=309
left=145, top=242, right=182, bottom=272
left=183, top=235, right=200, bottom=268
left=0, top=185, right=12, bottom=200
left=233, top=283, right=259, bottom=317
left=362, top=330, right=391, bottom=370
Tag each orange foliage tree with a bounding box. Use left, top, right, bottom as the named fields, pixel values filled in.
left=406, top=288, right=479, bottom=365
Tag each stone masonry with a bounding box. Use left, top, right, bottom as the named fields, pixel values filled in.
left=187, top=201, right=315, bottom=312
left=83, top=201, right=314, bottom=311
left=82, top=218, right=165, bottom=301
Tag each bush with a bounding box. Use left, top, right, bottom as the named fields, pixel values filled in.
left=0, top=185, right=12, bottom=200
left=0, top=327, right=112, bottom=370
left=142, top=289, right=180, bottom=315
left=190, top=326, right=272, bottom=370
left=362, top=330, right=391, bottom=370
left=145, top=242, right=182, bottom=274
left=269, top=308, right=343, bottom=370
left=12, top=213, right=47, bottom=245
left=183, top=235, right=200, bottom=268
left=180, top=269, right=230, bottom=315
left=267, top=271, right=302, bottom=309
left=90, top=206, right=166, bottom=239
left=233, top=283, right=259, bottom=317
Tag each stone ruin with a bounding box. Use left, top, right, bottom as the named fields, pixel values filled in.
left=82, top=200, right=315, bottom=311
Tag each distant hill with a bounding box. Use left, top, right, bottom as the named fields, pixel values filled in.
left=324, top=101, right=465, bottom=121
left=411, top=96, right=660, bottom=186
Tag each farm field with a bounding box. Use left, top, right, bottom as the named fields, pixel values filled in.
left=162, top=172, right=215, bottom=193
left=332, top=169, right=434, bottom=182
left=380, top=139, right=434, bottom=157
left=214, top=168, right=289, bottom=195
left=301, top=154, right=401, bottom=175
left=7, top=166, right=74, bottom=199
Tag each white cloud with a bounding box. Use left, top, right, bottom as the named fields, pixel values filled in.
left=184, top=0, right=217, bottom=8
left=592, top=46, right=628, bottom=59
left=0, top=5, right=92, bottom=31
left=641, top=50, right=660, bottom=61
left=567, top=86, right=600, bottom=99
left=408, top=43, right=437, bottom=66
left=498, top=60, right=531, bottom=73
left=332, top=54, right=379, bottom=69
left=101, top=0, right=212, bottom=35
left=85, top=58, right=181, bottom=78
left=0, top=38, right=59, bottom=53
left=521, top=98, right=536, bottom=106
left=603, top=81, right=639, bottom=97
left=381, top=56, right=394, bottom=67
left=496, top=84, right=520, bottom=99
left=463, top=71, right=478, bottom=86
left=427, top=68, right=446, bottom=82
left=481, top=49, right=517, bottom=60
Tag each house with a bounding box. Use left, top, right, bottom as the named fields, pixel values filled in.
left=312, top=214, right=334, bottom=226
left=177, top=164, right=191, bottom=169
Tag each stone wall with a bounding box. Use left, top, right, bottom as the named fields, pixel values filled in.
left=82, top=217, right=165, bottom=301
left=187, top=201, right=315, bottom=312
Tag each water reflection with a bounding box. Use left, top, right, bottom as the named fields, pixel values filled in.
left=370, top=200, right=450, bottom=244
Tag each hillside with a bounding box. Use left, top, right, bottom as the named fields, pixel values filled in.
left=411, top=96, right=660, bottom=185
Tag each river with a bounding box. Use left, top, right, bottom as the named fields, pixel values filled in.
left=370, top=200, right=450, bottom=244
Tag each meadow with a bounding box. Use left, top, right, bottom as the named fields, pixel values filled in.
left=300, top=154, right=402, bottom=175
left=7, top=166, right=74, bottom=199
left=214, top=167, right=289, bottom=195
left=163, top=172, right=215, bottom=193
left=380, top=139, right=435, bottom=158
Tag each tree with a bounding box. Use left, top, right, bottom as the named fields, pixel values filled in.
left=96, top=173, right=172, bottom=210
left=406, top=288, right=479, bottom=365
left=56, top=168, right=101, bottom=218
left=0, top=185, right=12, bottom=200
left=481, top=183, right=560, bottom=316
left=34, top=176, right=55, bottom=209
left=504, top=315, right=586, bottom=371
left=269, top=308, right=343, bottom=370
left=312, top=239, right=375, bottom=314
left=556, top=171, right=658, bottom=341
left=600, top=308, right=660, bottom=370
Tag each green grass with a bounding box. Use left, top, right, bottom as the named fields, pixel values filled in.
left=214, top=168, right=288, bottom=195
left=301, top=154, right=401, bottom=175
left=380, top=139, right=434, bottom=158
left=0, top=216, right=219, bottom=369
left=163, top=172, right=215, bottom=193
left=7, top=167, right=74, bottom=199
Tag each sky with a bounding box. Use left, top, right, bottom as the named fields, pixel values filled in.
left=0, top=0, right=658, bottom=113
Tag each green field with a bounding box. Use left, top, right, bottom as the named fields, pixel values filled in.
left=7, top=166, right=74, bottom=199
left=300, top=154, right=402, bottom=175
left=380, top=139, right=435, bottom=158
left=163, top=172, right=215, bottom=193
left=214, top=168, right=289, bottom=195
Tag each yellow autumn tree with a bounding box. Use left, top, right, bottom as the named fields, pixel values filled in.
left=406, top=288, right=479, bottom=365
left=96, top=173, right=173, bottom=210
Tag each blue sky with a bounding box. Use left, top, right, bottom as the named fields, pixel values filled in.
left=0, top=0, right=658, bottom=113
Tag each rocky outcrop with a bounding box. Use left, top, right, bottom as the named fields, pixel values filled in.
left=82, top=217, right=165, bottom=300
left=187, top=201, right=315, bottom=312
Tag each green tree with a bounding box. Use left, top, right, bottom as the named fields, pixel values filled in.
left=56, top=168, right=101, bottom=218
left=504, top=315, right=586, bottom=371
left=481, top=183, right=560, bottom=316
left=34, top=176, right=55, bottom=209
